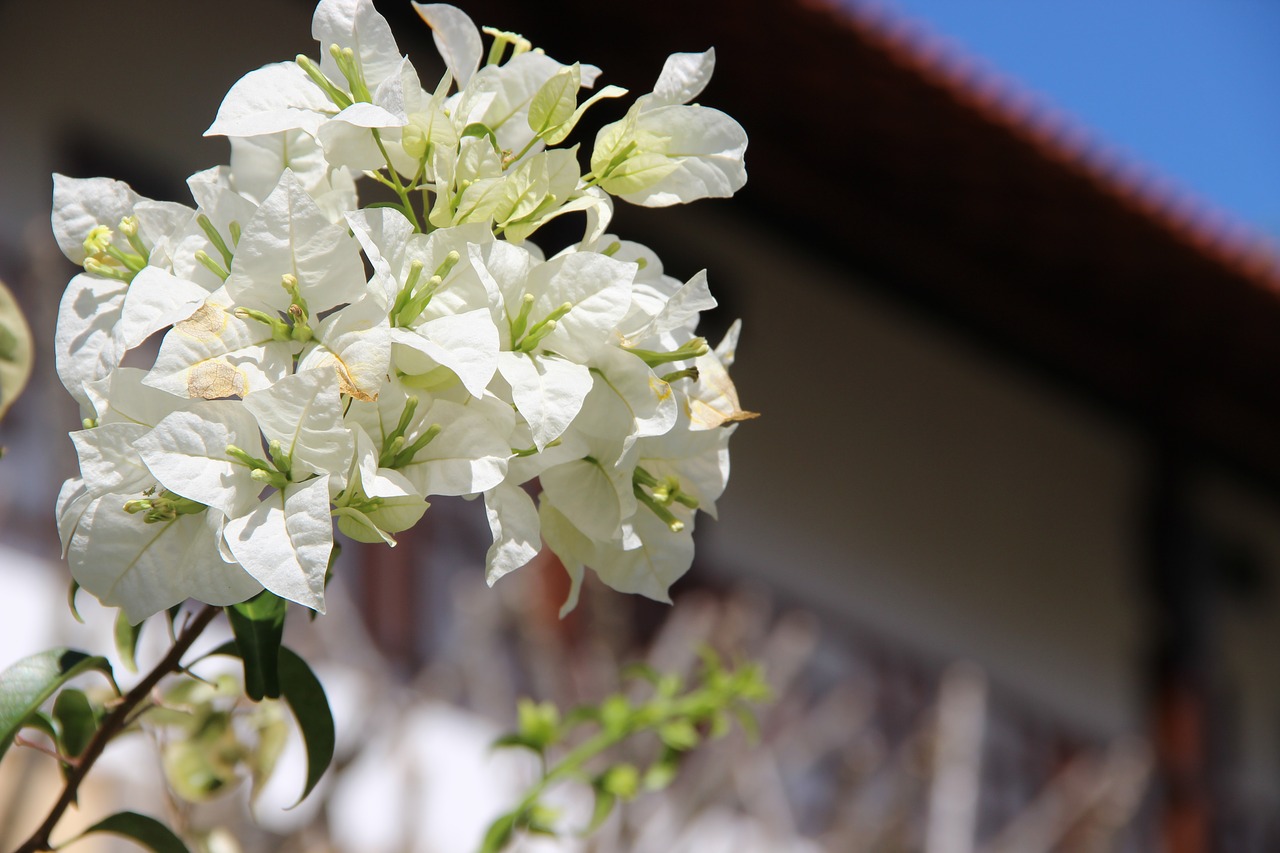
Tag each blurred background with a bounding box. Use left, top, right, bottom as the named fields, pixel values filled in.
left=1, top=0, right=1279, bottom=850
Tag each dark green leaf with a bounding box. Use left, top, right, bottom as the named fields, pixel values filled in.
left=491, top=733, right=546, bottom=754
left=80, top=811, right=190, bottom=853
left=68, top=579, right=86, bottom=624
left=478, top=813, right=517, bottom=853
left=53, top=688, right=97, bottom=758
left=584, top=786, right=616, bottom=834
left=226, top=590, right=287, bottom=701
left=461, top=122, right=500, bottom=150
left=207, top=642, right=333, bottom=805
left=115, top=609, right=145, bottom=673
left=20, top=709, right=57, bottom=742
left=0, top=648, right=112, bottom=765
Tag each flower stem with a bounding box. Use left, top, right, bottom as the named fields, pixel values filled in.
left=12, top=604, right=222, bottom=853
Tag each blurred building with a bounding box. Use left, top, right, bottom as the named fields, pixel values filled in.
left=1, top=0, right=1279, bottom=850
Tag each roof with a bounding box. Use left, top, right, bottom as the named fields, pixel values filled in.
left=423, top=0, right=1280, bottom=483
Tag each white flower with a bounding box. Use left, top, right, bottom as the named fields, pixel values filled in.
left=590, top=50, right=747, bottom=207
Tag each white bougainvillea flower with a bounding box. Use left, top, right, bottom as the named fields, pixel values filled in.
left=313, top=0, right=405, bottom=95
left=481, top=481, right=541, bottom=585
left=223, top=474, right=334, bottom=613
left=133, top=400, right=266, bottom=519
left=229, top=131, right=357, bottom=223
left=590, top=50, right=746, bottom=207
left=333, top=424, right=429, bottom=544
left=61, top=416, right=262, bottom=622
left=344, top=379, right=509, bottom=498
left=413, top=2, right=483, bottom=88
left=242, top=368, right=355, bottom=485
left=70, top=496, right=261, bottom=624
left=225, top=170, right=365, bottom=315
left=145, top=301, right=294, bottom=399
left=685, top=320, right=758, bottom=430
left=297, top=293, right=392, bottom=402
left=52, top=0, right=754, bottom=624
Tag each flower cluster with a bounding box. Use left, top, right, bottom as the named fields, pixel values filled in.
left=53, top=0, right=754, bottom=624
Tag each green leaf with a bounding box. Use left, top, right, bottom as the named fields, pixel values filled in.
left=226, top=590, right=288, bottom=701
left=115, top=609, right=145, bottom=673
left=207, top=642, right=333, bottom=805
left=68, top=579, right=86, bottom=624
left=0, top=648, right=113, bottom=766
left=20, top=709, right=57, bottom=742
left=658, top=719, right=699, bottom=751
left=491, top=733, right=547, bottom=754
left=599, top=763, right=639, bottom=800
left=461, top=122, right=500, bottom=151
left=584, top=786, right=616, bottom=834
left=79, top=811, right=191, bottom=853
left=516, top=698, right=559, bottom=749
left=0, top=279, right=33, bottom=422
left=53, top=688, right=98, bottom=758
left=528, top=64, right=580, bottom=137
left=543, top=85, right=628, bottom=146
left=478, top=813, right=517, bottom=853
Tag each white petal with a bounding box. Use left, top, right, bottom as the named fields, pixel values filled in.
left=620, top=106, right=747, bottom=207
left=243, top=369, right=353, bottom=481
left=55, top=273, right=128, bottom=409
left=225, top=170, right=365, bottom=315
left=346, top=207, right=415, bottom=305
left=119, top=267, right=209, bottom=350
left=644, top=49, right=716, bottom=110
left=483, top=482, right=541, bottom=585
left=390, top=309, right=498, bottom=398
left=540, top=456, right=630, bottom=543
left=313, top=0, right=404, bottom=89
left=497, top=351, right=592, bottom=450
left=225, top=476, right=333, bottom=613
left=413, top=3, right=482, bottom=88
left=51, top=174, right=142, bottom=264
left=396, top=399, right=509, bottom=496
left=299, top=295, right=392, bottom=402
left=87, top=368, right=188, bottom=428
left=133, top=401, right=263, bottom=517
left=70, top=498, right=260, bottom=623
left=145, top=303, right=293, bottom=399
left=532, top=252, right=634, bottom=362
left=537, top=500, right=593, bottom=616
left=206, top=62, right=332, bottom=138
left=588, top=510, right=693, bottom=603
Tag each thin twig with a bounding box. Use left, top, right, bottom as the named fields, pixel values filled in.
left=12, top=604, right=221, bottom=853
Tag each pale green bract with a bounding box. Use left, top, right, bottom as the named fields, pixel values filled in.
left=52, top=0, right=754, bottom=624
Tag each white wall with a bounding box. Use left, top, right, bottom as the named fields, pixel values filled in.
left=664, top=210, right=1148, bottom=737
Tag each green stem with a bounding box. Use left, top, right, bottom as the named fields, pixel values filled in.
left=371, top=129, right=422, bottom=232
left=12, top=605, right=222, bottom=853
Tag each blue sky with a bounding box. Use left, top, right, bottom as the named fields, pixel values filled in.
left=865, top=0, right=1280, bottom=239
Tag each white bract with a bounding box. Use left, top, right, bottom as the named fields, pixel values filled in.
left=52, top=0, right=753, bottom=623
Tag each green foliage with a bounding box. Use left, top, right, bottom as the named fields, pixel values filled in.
left=205, top=641, right=334, bottom=805
left=52, top=687, right=101, bottom=758
left=480, top=648, right=770, bottom=852
left=115, top=609, right=146, bottom=673
left=77, top=811, right=192, bottom=853
left=0, top=648, right=114, bottom=766
left=226, top=590, right=289, bottom=700
left=0, top=278, right=33, bottom=423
